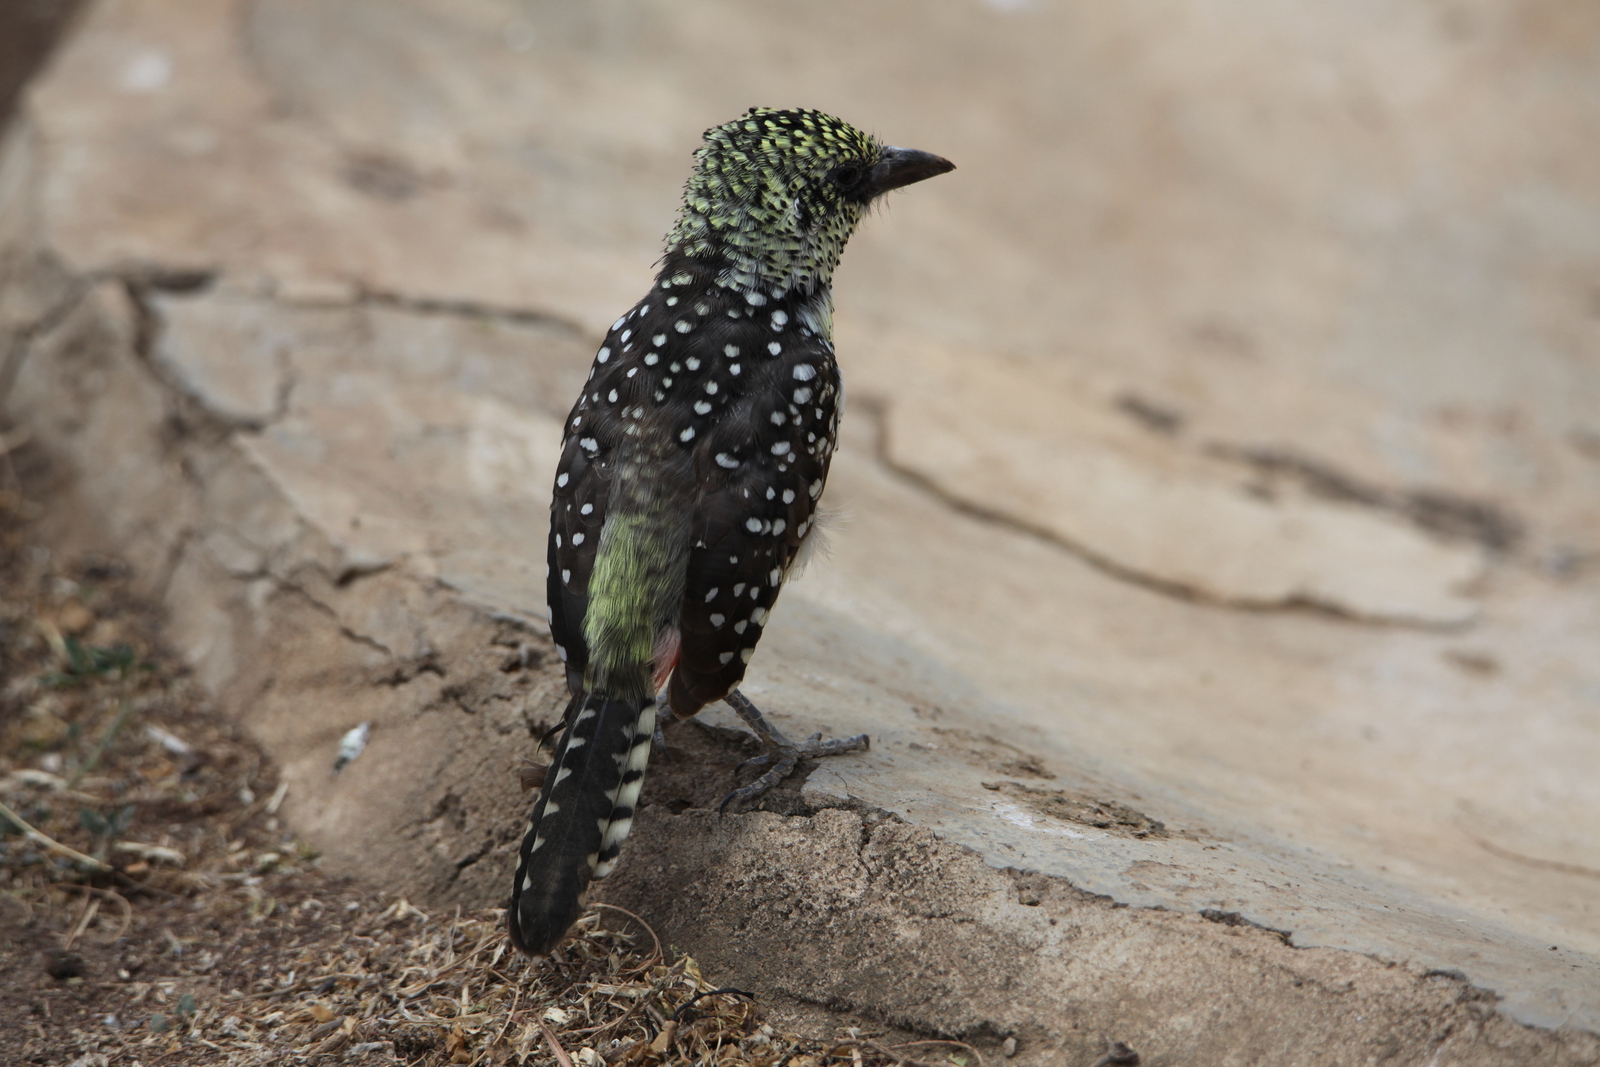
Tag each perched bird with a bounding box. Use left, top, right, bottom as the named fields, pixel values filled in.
left=508, top=108, right=953, bottom=958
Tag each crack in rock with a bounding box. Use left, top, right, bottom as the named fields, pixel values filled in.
left=1208, top=443, right=1524, bottom=553
left=356, top=286, right=587, bottom=338
left=857, top=392, right=1487, bottom=629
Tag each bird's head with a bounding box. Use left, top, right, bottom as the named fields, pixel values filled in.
left=667, top=108, right=954, bottom=300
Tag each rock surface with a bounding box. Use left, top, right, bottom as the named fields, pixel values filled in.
left=4, top=0, right=1600, bottom=1058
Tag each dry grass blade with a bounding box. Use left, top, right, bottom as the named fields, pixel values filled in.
left=0, top=798, right=111, bottom=872
left=61, top=889, right=99, bottom=950
left=59, top=885, right=132, bottom=950
left=593, top=901, right=664, bottom=971
left=541, top=1019, right=578, bottom=1067
left=888, top=1038, right=986, bottom=1067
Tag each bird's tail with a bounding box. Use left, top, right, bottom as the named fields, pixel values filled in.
left=508, top=690, right=655, bottom=957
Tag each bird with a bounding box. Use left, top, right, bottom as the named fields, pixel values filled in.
left=508, top=107, right=953, bottom=958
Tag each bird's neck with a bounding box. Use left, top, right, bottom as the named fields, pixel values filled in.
left=665, top=197, right=855, bottom=320
left=654, top=250, right=837, bottom=343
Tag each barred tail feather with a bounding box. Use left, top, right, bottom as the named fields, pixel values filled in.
left=508, top=692, right=655, bottom=957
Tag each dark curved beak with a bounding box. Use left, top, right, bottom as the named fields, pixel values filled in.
left=866, top=145, right=955, bottom=198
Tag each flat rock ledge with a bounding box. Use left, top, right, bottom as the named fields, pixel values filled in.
left=4, top=122, right=1598, bottom=1067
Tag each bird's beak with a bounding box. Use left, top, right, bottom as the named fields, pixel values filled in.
left=866, top=145, right=955, bottom=197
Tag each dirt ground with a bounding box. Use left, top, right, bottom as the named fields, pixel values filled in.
left=0, top=446, right=980, bottom=1065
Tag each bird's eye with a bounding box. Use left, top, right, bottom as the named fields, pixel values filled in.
left=831, top=163, right=864, bottom=189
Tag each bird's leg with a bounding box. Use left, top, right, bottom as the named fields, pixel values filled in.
left=718, top=688, right=869, bottom=811
left=651, top=631, right=679, bottom=757
left=652, top=690, right=671, bottom=755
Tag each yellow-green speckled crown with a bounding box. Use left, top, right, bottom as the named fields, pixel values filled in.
left=667, top=108, right=884, bottom=300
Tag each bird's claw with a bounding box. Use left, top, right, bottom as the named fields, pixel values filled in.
left=733, top=733, right=816, bottom=775
left=716, top=712, right=870, bottom=812
left=718, top=747, right=800, bottom=813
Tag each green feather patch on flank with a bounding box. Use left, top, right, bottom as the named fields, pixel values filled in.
left=582, top=510, right=680, bottom=700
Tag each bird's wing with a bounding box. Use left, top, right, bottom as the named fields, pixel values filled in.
left=547, top=309, right=653, bottom=692
left=669, top=341, right=841, bottom=715
left=549, top=283, right=842, bottom=714
left=547, top=292, right=718, bottom=695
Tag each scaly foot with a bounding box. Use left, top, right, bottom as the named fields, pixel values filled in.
left=718, top=688, right=869, bottom=811
left=652, top=691, right=671, bottom=755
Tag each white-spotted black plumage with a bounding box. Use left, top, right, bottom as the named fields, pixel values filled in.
left=509, top=108, right=952, bottom=958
